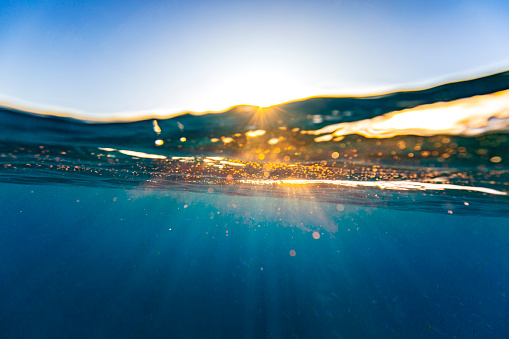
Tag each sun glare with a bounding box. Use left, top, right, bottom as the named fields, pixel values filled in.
left=188, top=70, right=318, bottom=112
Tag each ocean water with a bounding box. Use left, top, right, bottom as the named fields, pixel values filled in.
left=0, top=72, right=508, bottom=338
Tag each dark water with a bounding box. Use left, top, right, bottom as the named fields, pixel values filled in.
left=0, top=72, right=508, bottom=338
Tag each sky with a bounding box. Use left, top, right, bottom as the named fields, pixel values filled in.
left=1, top=0, right=509, bottom=119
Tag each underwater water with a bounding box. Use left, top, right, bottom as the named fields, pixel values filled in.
left=0, top=71, right=508, bottom=338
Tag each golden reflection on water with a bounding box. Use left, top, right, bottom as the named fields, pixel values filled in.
left=238, top=179, right=507, bottom=196
left=1, top=76, right=508, bottom=205
left=88, top=146, right=508, bottom=196
left=303, top=90, right=509, bottom=138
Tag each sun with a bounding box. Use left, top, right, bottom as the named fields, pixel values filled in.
left=187, top=69, right=318, bottom=112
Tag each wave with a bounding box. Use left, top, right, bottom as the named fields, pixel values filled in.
left=0, top=70, right=508, bottom=216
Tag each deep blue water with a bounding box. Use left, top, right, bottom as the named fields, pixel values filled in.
left=0, top=184, right=507, bottom=338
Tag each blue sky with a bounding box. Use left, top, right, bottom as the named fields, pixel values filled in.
left=1, top=0, right=509, bottom=118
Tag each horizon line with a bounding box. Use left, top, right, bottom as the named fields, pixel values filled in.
left=1, top=67, right=508, bottom=124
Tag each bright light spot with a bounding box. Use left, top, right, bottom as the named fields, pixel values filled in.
left=119, top=150, right=166, bottom=159
left=180, top=137, right=187, bottom=142
left=246, top=130, right=266, bottom=138
left=490, top=156, right=502, bottom=163
left=305, top=90, right=509, bottom=138
left=336, top=204, right=345, bottom=211
left=155, top=139, right=164, bottom=146
left=289, top=250, right=296, bottom=256
left=268, top=179, right=507, bottom=196
left=314, top=134, right=333, bottom=142
left=153, top=120, right=161, bottom=134
left=221, top=137, right=233, bottom=143
left=331, top=152, right=339, bottom=159
left=268, top=138, right=280, bottom=145
left=189, top=70, right=320, bottom=111
left=312, top=231, right=320, bottom=239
